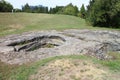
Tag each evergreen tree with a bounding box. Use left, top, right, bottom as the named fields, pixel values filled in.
left=80, top=4, right=86, bottom=18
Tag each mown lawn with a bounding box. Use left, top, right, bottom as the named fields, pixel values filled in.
left=0, top=13, right=119, bottom=36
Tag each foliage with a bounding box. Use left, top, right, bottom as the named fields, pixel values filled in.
left=62, top=3, right=79, bottom=16
left=22, top=3, right=31, bottom=12
left=0, top=0, right=13, bottom=12
left=86, top=0, right=120, bottom=28
left=49, top=3, right=79, bottom=16
left=22, top=3, right=48, bottom=13
left=78, top=4, right=86, bottom=18
left=49, top=7, right=54, bottom=14
left=49, top=6, right=64, bottom=14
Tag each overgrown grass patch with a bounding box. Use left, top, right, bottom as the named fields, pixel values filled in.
left=0, top=53, right=120, bottom=80
left=0, top=55, right=89, bottom=80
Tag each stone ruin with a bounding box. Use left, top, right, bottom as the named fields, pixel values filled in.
left=0, top=30, right=120, bottom=65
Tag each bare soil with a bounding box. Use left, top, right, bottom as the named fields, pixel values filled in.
left=29, top=59, right=112, bottom=80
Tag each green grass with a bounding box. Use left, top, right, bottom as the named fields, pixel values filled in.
left=0, top=13, right=119, bottom=36
left=0, top=53, right=120, bottom=80
left=98, top=52, right=120, bottom=71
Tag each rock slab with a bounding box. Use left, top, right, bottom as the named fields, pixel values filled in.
left=0, top=30, right=120, bottom=64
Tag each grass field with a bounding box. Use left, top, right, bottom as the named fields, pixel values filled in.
left=0, top=13, right=119, bottom=36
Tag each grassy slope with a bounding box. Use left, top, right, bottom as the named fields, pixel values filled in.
left=0, top=13, right=119, bottom=36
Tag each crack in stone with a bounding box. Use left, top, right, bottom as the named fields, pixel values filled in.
left=7, top=35, right=66, bottom=52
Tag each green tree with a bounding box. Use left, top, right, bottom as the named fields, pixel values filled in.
left=0, top=0, right=13, bottom=12
left=48, top=3, right=79, bottom=16
left=63, top=3, right=78, bottom=16
left=49, top=6, right=64, bottom=14
left=74, top=6, right=79, bottom=16
left=79, top=4, right=86, bottom=18
left=22, top=3, right=31, bottom=12
left=86, top=0, right=120, bottom=28
left=55, top=6, right=64, bottom=14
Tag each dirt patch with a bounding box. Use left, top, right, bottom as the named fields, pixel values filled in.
left=29, top=59, right=108, bottom=80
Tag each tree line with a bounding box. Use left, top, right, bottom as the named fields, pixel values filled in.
left=22, top=3, right=48, bottom=13
left=0, top=0, right=120, bottom=28
left=86, top=0, right=120, bottom=28
left=22, top=3, right=85, bottom=18
left=49, top=3, right=79, bottom=16
left=0, top=0, right=85, bottom=18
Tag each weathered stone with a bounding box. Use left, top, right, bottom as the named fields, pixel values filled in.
left=0, top=46, right=14, bottom=54
left=0, top=29, right=120, bottom=64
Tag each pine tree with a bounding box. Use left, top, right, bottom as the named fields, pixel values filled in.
left=80, top=4, right=86, bottom=18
